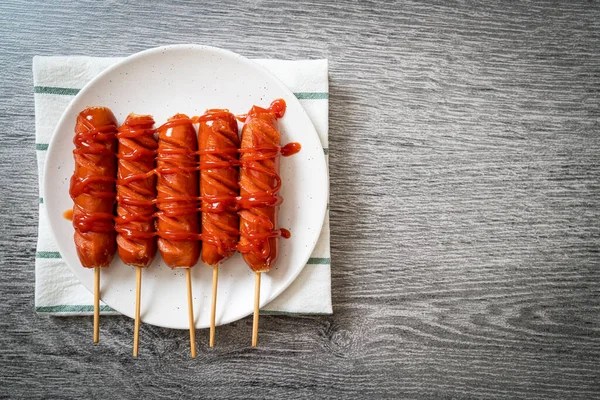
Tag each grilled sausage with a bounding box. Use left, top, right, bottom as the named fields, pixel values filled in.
left=198, top=110, right=240, bottom=266
left=156, top=114, right=200, bottom=268
left=69, top=106, right=118, bottom=268
left=115, top=114, right=158, bottom=268
left=237, top=100, right=287, bottom=272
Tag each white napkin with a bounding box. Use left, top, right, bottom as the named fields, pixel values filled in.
left=33, top=55, right=332, bottom=316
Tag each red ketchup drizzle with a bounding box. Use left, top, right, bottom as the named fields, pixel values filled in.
left=70, top=175, right=116, bottom=198
left=157, top=116, right=196, bottom=131
left=157, top=231, right=202, bottom=241
left=281, top=142, right=301, bottom=157
left=269, top=98, right=286, bottom=118
left=74, top=212, right=116, bottom=233
left=63, top=209, right=74, bottom=221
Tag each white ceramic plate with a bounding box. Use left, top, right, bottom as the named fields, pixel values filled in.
left=44, top=44, right=328, bottom=329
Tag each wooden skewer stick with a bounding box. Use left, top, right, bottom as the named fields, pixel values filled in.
left=186, top=268, right=197, bottom=358
left=252, top=272, right=261, bottom=347
left=93, top=267, right=100, bottom=344
left=133, top=267, right=142, bottom=357
left=209, top=265, right=218, bottom=347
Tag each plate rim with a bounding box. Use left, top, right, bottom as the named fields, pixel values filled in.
left=43, top=44, right=329, bottom=329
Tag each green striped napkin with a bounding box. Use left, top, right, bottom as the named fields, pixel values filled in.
left=33, top=56, right=331, bottom=316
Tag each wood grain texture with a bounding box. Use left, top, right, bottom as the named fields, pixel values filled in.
left=1, top=0, right=600, bottom=398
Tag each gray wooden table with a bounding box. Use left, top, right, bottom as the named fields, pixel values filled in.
left=1, top=0, right=599, bottom=398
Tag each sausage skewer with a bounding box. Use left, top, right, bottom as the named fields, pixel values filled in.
left=156, top=114, right=200, bottom=357
left=69, top=106, right=119, bottom=343
left=115, top=114, right=158, bottom=356
left=197, top=109, right=240, bottom=347
left=237, top=99, right=287, bottom=347
left=134, top=268, right=142, bottom=354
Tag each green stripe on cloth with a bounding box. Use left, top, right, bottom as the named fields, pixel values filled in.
left=36, top=305, right=116, bottom=313
left=36, top=251, right=61, bottom=259
left=294, top=92, right=328, bottom=100
left=36, top=144, right=328, bottom=154
left=34, top=86, right=80, bottom=96
left=307, top=257, right=330, bottom=265
left=35, top=252, right=330, bottom=265
left=34, top=86, right=327, bottom=100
